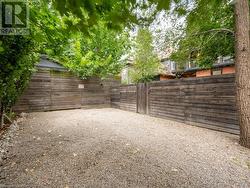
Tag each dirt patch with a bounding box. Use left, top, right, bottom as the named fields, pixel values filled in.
left=0, top=109, right=250, bottom=188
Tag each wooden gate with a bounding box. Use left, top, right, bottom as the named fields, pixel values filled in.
left=137, top=83, right=147, bottom=114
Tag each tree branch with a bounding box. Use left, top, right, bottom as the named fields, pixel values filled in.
left=191, top=28, right=235, bottom=37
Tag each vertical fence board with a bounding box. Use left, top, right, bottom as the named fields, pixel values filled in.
left=137, top=83, right=147, bottom=114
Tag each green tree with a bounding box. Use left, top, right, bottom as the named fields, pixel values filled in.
left=131, top=28, right=160, bottom=83
left=234, top=0, right=250, bottom=148
left=0, top=1, right=68, bottom=126
left=0, top=35, right=39, bottom=127
left=50, top=0, right=173, bottom=32
left=59, top=24, right=130, bottom=79
left=0, top=0, right=132, bottom=125
left=171, top=0, right=235, bottom=68
left=1, top=0, right=250, bottom=148
left=32, top=1, right=131, bottom=79
left=169, top=0, right=250, bottom=148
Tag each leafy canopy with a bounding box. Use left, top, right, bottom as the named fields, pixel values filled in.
left=131, top=28, right=160, bottom=83
left=171, top=0, right=235, bottom=68
left=60, top=24, right=130, bottom=79
left=50, top=0, right=174, bottom=32
left=1, top=0, right=222, bottom=111
left=0, top=2, right=69, bottom=110
left=0, top=35, right=39, bottom=109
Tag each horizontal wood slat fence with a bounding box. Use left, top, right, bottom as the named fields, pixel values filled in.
left=111, top=74, right=239, bottom=135
left=111, top=84, right=137, bottom=112
left=14, top=68, right=119, bottom=112
left=15, top=69, right=239, bottom=134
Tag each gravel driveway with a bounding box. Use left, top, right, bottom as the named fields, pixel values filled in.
left=0, top=108, right=250, bottom=188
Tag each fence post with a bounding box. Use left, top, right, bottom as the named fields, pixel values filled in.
left=0, top=103, right=4, bottom=129
left=182, top=83, right=188, bottom=124
left=146, top=83, right=149, bottom=115
left=136, top=83, right=148, bottom=114
left=136, top=83, right=139, bottom=113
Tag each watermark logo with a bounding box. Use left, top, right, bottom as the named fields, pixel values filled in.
left=0, top=0, right=29, bottom=35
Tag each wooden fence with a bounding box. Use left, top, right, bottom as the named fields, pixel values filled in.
left=15, top=69, right=239, bottom=134
left=111, top=74, right=239, bottom=134
left=111, top=84, right=137, bottom=112
left=14, top=68, right=119, bottom=112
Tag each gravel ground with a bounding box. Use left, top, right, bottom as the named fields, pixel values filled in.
left=0, top=108, right=250, bottom=188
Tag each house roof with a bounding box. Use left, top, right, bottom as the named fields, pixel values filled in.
left=37, top=55, right=66, bottom=70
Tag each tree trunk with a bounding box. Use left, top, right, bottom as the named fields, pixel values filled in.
left=234, top=0, right=250, bottom=148
left=0, top=103, right=4, bottom=129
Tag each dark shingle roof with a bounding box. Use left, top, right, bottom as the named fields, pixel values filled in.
left=37, top=55, right=66, bottom=70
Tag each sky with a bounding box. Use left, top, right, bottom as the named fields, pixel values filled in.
left=128, top=11, right=185, bottom=60
left=122, top=0, right=197, bottom=62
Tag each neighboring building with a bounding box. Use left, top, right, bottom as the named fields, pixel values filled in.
left=38, top=54, right=66, bottom=71
left=121, top=58, right=177, bottom=83
left=121, top=56, right=235, bottom=83
left=121, top=59, right=134, bottom=84
left=155, top=58, right=176, bottom=81
left=175, top=56, right=235, bottom=78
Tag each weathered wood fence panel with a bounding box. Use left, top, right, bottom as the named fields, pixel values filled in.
left=14, top=68, right=116, bottom=112
left=148, top=74, right=239, bottom=134
left=14, top=69, right=53, bottom=112
left=17, top=69, right=239, bottom=134
left=137, top=83, right=147, bottom=114
left=111, top=86, right=121, bottom=109
left=120, top=85, right=137, bottom=112
left=111, top=74, right=239, bottom=134
left=110, top=84, right=137, bottom=112
left=50, top=71, right=82, bottom=111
